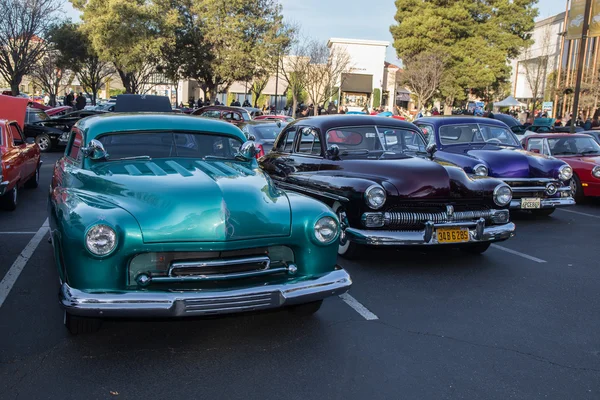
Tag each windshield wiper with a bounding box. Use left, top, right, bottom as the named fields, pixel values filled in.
left=116, top=155, right=152, bottom=161
left=552, top=152, right=576, bottom=156
left=579, top=150, right=600, bottom=156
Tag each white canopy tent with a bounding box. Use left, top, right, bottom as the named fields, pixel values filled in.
left=493, top=96, right=526, bottom=108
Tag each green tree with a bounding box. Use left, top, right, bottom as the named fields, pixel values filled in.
left=390, top=0, right=538, bottom=110
left=48, top=22, right=114, bottom=105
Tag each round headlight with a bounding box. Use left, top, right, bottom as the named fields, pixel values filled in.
left=365, top=185, right=386, bottom=209
left=473, top=164, right=488, bottom=177
left=314, top=216, right=338, bottom=244
left=493, top=184, right=512, bottom=206
left=559, top=164, right=573, bottom=181
left=592, top=166, right=600, bottom=179
left=85, top=224, right=117, bottom=256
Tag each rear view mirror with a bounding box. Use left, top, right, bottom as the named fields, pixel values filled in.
left=237, top=140, right=257, bottom=160
left=82, top=139, right=109, bottom=160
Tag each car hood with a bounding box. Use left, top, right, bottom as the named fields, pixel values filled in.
left=443, top=146, right=564, bottom=179
left=77, top=159, right=291, bottom=243
left=558, top=154, right=600, bottom=167
left=334, top=156, right=462, bottom=199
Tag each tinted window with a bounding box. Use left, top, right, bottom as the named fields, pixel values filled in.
left=8, top=124, right=24, bottom=145
left=526, top=138, right=548, bottom=155
left=200, top=110, right=221, bottom=119
left=415, top=124, right=434, bottom=143
left=274, top=128, right=296, bottom=152
left=250, top=124, right=284, bottom=140
left=27, top=110, right=49, bottom=123
left=325, top=126, right=425, bottom=153
left=223, top=112, right=242, bottom=121
left=97, top=132, right=243, bottom=160
left=439, top=123, right=519, bottom=146
left=548, top=137, right=600, bottom=156
left=296, top=127, right=322, bottom=155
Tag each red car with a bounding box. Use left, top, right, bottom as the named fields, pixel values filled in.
left=191, top=105, right=252, bottom=126
left=0, top=119, right=41, bottom=210
left=522, top=133, right=600, bottom=200
left=45, top=106, right=73, bottom=117
left=253, top=115, right=295, bottom=123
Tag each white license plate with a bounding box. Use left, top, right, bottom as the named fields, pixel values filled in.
left=521, top=198, right=541, bottom=209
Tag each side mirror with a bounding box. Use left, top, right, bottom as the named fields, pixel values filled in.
left=81, top=139, right=109, bottom=160
left=426, top=143, right=437, bottom=158
left=26, top=137, right=35, bottom=144
left=327, top=144, right=340, bottom=158
left=237, top=140, right=257, bottom=160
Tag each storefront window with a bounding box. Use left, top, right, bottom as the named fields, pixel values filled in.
left=343, top=92, right=369, bottom=108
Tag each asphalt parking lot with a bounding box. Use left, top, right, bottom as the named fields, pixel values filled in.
left=1, top=152, right=599, bottom=400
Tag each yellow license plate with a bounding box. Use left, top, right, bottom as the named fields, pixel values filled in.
left=436, top=227, right=470, bottom=243
left=521, top=198, right=541, bottom=209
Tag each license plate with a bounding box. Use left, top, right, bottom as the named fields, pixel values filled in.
left=521, top=198, right=541, bottom=209
left=436, top=227, right=470, bottom=243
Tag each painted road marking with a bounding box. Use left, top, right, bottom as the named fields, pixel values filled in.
left=557, top=208, right=600, bottom=219
left=0, top=232, right=37, bottom=235
left=491, top=244, right=547, bottom=263
left=0, top=219, right=49, bottom=308
left=339, top=293, right=379, bottom=320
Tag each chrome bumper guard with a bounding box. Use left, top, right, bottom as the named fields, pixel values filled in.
left=59, top=268, right=352, bottom=318
left=346, top=221, right=515, bottom=246
left=509, top=197, right=575, bottom=209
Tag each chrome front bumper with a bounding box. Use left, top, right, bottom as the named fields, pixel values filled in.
left=345, top=222, right=515, bottom=246
left=59, top=268, right=352, bottom=318
left=509, top=197, right=575, bottom=209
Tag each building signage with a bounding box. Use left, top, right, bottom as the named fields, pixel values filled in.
left=542, top=101, right=553, bottom=115
left=567, top=0, right=600, bottom=38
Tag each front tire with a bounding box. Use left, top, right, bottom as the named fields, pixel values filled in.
left=333, top=202, right=362, bottom=259
left=570, top=175, right=584, bottom=202
left=1, top=185, right=18, bottom=211
left=460, top=242, right=491, bottom=254
left=288, top=300, right=323, bottom=316
left=35, top=134, right=52, bottom=152
left=64, top=311, right=102, bottom=335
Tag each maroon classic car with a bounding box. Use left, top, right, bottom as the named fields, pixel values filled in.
left=192, top=105, right=252, bottom=126
left=0, top=119, right=41, bottom=210
left=260, top=115, right=516, bottom=258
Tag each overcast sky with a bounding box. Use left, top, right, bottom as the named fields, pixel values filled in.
left=63, top=0, right=569, bottom=65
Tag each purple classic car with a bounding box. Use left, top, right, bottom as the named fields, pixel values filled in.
left=260, top=115, right=516, bottom=258
left=415, top=117, right=575, bottom=216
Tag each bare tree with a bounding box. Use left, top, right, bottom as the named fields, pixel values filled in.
left=29, top=52, right=70, bottom=106
left=280, top=43, right=310, bottom=118
left=521, top=25, right=553, bottom=111
left=401, top=52, right=444, bottom=110
left=304, top=41, right=351, bottom=116
left=0, top=0, right=62, bottom=95
left=250, top=75, right=269, bottom=108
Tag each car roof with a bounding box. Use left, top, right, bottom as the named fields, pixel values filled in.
left=241, top=120, right=283, bottom=127
left=196, top=105, right=249, bottom=112
left=287, top=115, right=418, bottom=131
left=525, top=133, right=592, bottom=139
left=76, top=113, right=247, bottom=142
left=416, top=116, right=509, bottom=128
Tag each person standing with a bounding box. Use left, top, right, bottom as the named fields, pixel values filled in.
left=66, top=91, right=75, bottom=107
left=75, top=92, right=86, bottom=110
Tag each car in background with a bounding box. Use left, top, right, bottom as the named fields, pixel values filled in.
left=93, top=100, right=116, bottom=112
left=415, top=117, right=575, bottom=216
left=522, top=133, right=600, bottom=200
left=0, top=118, right=41, bottom=210
left=254, top=115, right=294, bottom=123
left=239, top=120, right=286, bottom=158
left=192, top=105, right=252, bottom=126
left=526, top=118, right=584, bottom=133
left=582, top=130, right=600, bottom=144
left=490, top=113, right=528, bottom=135
left=49, top=110, right=351, bottom=334
left=243, top=107, right=264, bottom=118
left=260, top=115, right=516, bottom=258
left=45, top=106, right=73, bottom=117
left=23, top=108, right=66, bottom=152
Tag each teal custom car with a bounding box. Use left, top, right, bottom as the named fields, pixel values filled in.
left=49, top=113, right=351, bottom=334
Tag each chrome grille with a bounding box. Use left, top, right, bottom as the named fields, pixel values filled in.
left=184, top=292, right=276, bottom=314
left=385, top=210, right=495, bottom=225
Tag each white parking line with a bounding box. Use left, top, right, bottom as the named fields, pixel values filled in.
left=0, top=219, right=49, bottom=308
left=339, top=293, right=379, bottom=320
left=491, top=244, right=547, bottom=263
left=557, top=208, right=600, bottom=219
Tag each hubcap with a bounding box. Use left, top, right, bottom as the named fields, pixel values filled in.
left=38, top=137, right=49, bottom=150
left=570, top=179, right=577, bottom=195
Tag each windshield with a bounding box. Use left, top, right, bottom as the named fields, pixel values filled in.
left=28, top=110, right=49, bottom=123
left=250, top=124, right=284, bottom=140
left=97, top=132, right=243, bottom=161
left=241, top=111, right=251, bottom=121
left=439, top=123, right=520, bottom=147
left=548, top=136, right=600, bottom=156
left=325, top=126, right=426, bottom=157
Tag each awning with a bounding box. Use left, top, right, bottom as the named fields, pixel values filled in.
left=341, top=73, right=373, bottom=93
left=494, top=95, right=525, bottom=107
left=396, top=89, right=411, bottom=102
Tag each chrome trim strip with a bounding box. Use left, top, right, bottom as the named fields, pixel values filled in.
left=345, top=223, right=516, bottom=246
left=276, top=181, right=350, bottom=202
left=509, top=197, right=575, bottom=209
left=167, top=256, right=271, bottom=277
left=154, top=266, right=290, bottom=283
left=501, top=178, right=559, bottom=183
left=366, top=209, right=508, bottom=226
left=59, top=268, right=352, bottom=317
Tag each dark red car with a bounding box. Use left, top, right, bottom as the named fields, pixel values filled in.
left=45, top=106, right=73, bottom=117
left=522, top=133, right=600, bottom=200
left=0, top=119, right=41, bottom=210
left=254, top=115, right=295, bottom=123
left=192, top=105, right=252, bottom=126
